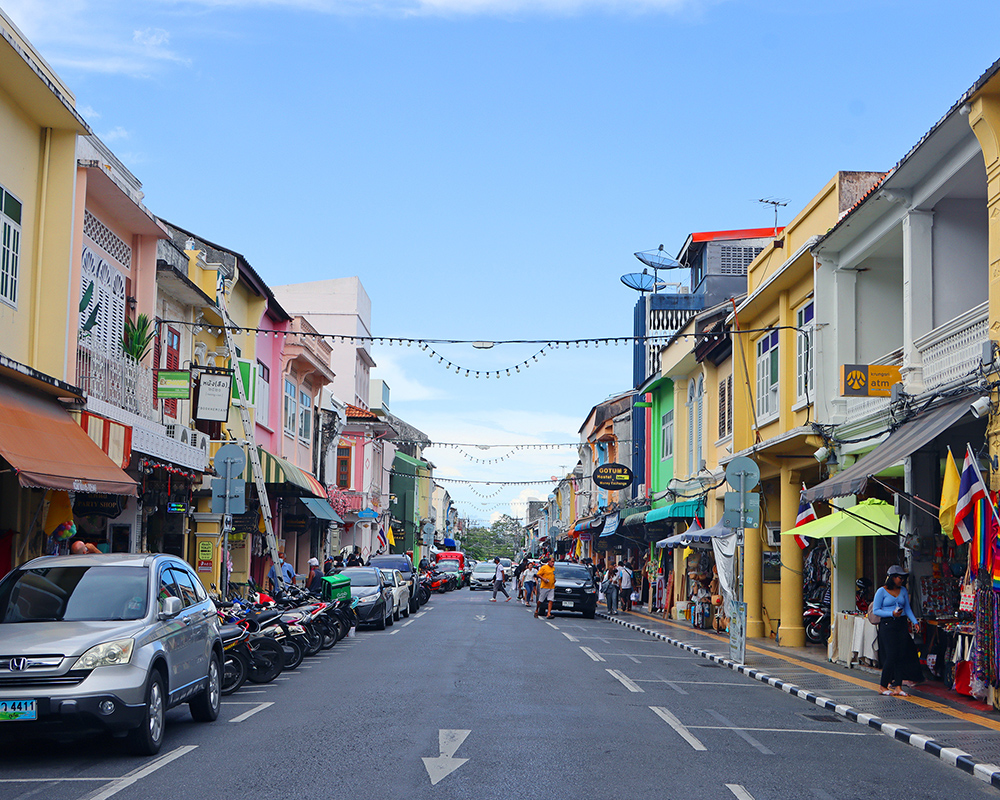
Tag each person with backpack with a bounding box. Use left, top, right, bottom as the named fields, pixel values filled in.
left=617, top=560, right=633, bottom=612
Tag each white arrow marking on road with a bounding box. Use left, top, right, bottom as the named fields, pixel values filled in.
left=422, top=729, right=471, bottom=785
left=475, top=615, right=486, bottom=620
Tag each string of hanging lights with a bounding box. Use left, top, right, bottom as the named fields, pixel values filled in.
left=389, top=440, right=584, bottom=450
left=388, top=470, right=558, bottom=486
left=458, top=447, right=519, bottom=465
left=464, top=484, right=505, bottom=498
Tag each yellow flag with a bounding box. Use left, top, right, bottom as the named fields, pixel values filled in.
left=939, top=447, right=960, bottom=539
left=387, top=525, right=396, bottom=546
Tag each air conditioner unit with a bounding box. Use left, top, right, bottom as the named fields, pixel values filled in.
left=165, top=425, right=190, bottom=445
left=765, top=524, right=782, bottom=548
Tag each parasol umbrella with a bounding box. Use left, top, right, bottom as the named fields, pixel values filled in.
left=791, top=498, right=900, bottom=539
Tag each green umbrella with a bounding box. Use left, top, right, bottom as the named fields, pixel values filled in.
left=791, top=498, right=900, bottom=539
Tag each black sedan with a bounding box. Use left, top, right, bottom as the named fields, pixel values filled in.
left=339, top=567, right=393, bottom=630
left=550, top=562, right=598, bottom=618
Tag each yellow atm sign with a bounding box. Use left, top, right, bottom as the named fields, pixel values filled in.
left=841, top=364, right=902, bottom=397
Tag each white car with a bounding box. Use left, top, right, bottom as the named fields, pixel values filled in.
left=379, top=568, right=411, bottom=622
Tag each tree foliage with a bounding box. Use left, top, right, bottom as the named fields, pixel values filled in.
left=461, top=514, right=523, bottom=561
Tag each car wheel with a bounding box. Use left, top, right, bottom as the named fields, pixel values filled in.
left=409, top=596, right=419, bottom=612
left=189, top=653, right=221, bottom=722
left=127, top=670, right=166, bottom=755
left=583, top=609, right=596, bottom=619
left=386, top=606, right=394, bottom=626
left=402, top=603, right=409, bottom=618
left=376, top=607, right=387, bottom=630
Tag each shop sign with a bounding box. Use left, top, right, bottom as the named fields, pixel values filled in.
left=73, top=493, right=125, bottom=518
left=284, top=516, right=308, bottom=534
left=840, top=364, right=902, bottom=397
left=197, top=560, right=213, bottom=573
left=593, top=463, right=634, bottom=491
left=155, top=370, right=192, bottom=400
left=232, top=509, right=260, bottom=535
left=166, top=502, right=188, bottom=514
left=196, top=372, right=232, bottom=421
left=197, top=541, right=214, bottom=561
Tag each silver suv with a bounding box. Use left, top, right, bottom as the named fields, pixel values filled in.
left=0, top=553, right=223, bottom=754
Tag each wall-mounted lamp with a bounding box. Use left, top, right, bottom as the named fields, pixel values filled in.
left=971, top=396, right=992, bottom=419
left=126, top=295, right=137, bottom=311
left=813, top=446, right=830, bottom=463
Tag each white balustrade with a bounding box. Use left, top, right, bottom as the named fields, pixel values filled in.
left=916, top=302, right=988, bottom=391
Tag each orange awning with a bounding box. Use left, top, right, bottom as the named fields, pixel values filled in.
left=0, top=380, right=138, bottom=496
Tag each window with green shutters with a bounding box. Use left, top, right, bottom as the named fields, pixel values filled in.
left=0, top=185, right=21, bottom=308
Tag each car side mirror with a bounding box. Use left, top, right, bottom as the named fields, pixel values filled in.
left=159, top=596, right=182, bottom=619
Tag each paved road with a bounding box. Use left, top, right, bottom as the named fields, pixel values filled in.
left=0, top=587, right=995, bottom=800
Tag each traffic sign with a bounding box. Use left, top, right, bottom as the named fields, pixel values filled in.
left=211, top=477, right=246, bottom=514
left=725, top=456, right=759, bottom=490
left=214, top=443, right=246, bottom=477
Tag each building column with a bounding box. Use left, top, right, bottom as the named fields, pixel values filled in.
left=970, top=89, right=1000, bottom=498
left=744, top=514, right=764, bottom=638
left=777, top=466, right=804, bottom=646
left=901, top=209, right=934, bottom=392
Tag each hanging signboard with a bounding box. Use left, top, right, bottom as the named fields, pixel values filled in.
left=155, top=370, right=192, bottom=400
left=840, top=364, right=902, bottom=397
left=196, top=372, right=233, bottom=422
left=73, top=493, right=126, bottom=518
left=593, top=463, right=634, bottom=491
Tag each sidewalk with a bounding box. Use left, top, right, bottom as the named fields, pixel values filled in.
left=600, top=607, right=1000, bottom=790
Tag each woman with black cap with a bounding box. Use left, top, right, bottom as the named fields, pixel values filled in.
left=871, top=565, right=919, bottom=696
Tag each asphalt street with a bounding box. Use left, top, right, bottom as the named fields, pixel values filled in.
left=0, top=586, right=994, bottom=800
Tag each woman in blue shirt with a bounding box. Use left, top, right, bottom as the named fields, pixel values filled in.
left=871, top=565, right=919, bottom=696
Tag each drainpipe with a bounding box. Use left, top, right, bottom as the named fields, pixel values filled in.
left=30, top=128, right=53, bottom=367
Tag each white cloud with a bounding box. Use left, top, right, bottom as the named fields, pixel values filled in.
left=99, top=125, right=130, bottom=142
left=133, top=27, right=170, bottom=48
left=371, top=351, right=443, bottom=402
left=77, top=105, right=100, bottom=119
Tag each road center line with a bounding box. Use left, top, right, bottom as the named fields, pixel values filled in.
left=707, top=709, right=773, bottom=755
left=562, top=632, right=578, bottom=642
left=726, top=784, right=756, bottom=800
left=649, top=706, right=706, bottom=751
left=580, top=646, right=605, bottom=662
left=77, top=745, right=198, bottom=800
left=606, top=669, right=644, bottom=692
left=229, top=702, right=274, bottom=723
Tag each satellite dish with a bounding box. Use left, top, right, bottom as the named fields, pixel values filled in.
left=635, top=245, right=683, bottom=270
left=620, top=272, right=656, bottom=292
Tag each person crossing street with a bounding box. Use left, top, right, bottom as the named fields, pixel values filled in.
left=490, top=557, right=511, bottom=602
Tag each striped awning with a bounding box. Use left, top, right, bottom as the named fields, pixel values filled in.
left=240, top=446, right=326, bottom=498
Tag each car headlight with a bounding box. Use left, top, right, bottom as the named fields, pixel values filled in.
left=584, top=586, right=596, bottom=594
left=73, top=639, right=135, bottom=669
left=358, top=593, right=379, bottom=604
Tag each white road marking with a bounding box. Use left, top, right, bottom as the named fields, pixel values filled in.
left=389, top=628, right=400, bottom=635
left=726, top=785, right=755, bottom=800
left=606, top=669, right=644, bottom=692
left=562, top=632, right=579, bottom=642
left=545, top=621, right=559, bottom=630
left=624, top=654, right=640, bottom=663
left=76, top=745, right=198, bottom=800
left=414, top=612, right=426, bottom=618
left=0, top=778, right=120, bottom=783
left=402, top=619, right=415, bottom=627
left=422, top=729, right=471, bottom=786
left=475, top=615, right=486, bottom=621
left=707, top=709, right=772, bottom=754
left=649, top=706, right=706, bottom=751
left=580, top=647, right=605, bottom=662
left=688, top=726, right=866, bottom=736
left=229, top=702, right=274, bottom=723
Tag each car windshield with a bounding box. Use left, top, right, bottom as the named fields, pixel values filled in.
left=0, top=566, right=149, bottom=622
left=500, top=559, right=511, bottom=567
left=341, top=569, right=379, bottom=587
left=554, top=564, right=592, bottom=582
left=473, top=565, right=494, bottom=574
left=371, top=558, right=410, bottom=573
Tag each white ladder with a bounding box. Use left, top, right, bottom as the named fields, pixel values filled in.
left=216, top=277, right=285, bottom=594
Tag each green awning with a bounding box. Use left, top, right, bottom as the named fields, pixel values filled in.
left=646, top=499, right=705, bottom=524
left=301, top=497, right=344, bottom=523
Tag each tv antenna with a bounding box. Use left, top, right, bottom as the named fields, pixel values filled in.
left=756, top=197, right=788, bottom=237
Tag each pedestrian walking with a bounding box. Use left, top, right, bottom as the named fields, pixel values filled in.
left=522, top=561, right=538, bottom=607
left=535, top=556, right=556, bottom=619
left=618, top=560, right=633, bottom=612
left=872, top=565, right=919, bottom=696
left=603, top=563, right=620, bottom=615
left=267, top=551, right=296, bottom=595
left=490, top=557, right=511, bottom=602
left=306, top=557, right=324, bottom=593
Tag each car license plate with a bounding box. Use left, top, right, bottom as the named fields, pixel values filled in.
left=0, top=699, right=36, bottom=721
left=561, top=601, right=575, bottom=608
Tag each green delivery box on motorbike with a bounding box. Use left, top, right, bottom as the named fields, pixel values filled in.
left=321, top=574, right=351, bottom=603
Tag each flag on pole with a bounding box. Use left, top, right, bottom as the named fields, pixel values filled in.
left=939, top=447, right=960, bottom=540
left=376, top=527, right=388, bottom=553
left=954, top=445, right=988, bottom=545
left=793, top=491, right=817, bottom=549
left=387, top=525, right=396, bottom=547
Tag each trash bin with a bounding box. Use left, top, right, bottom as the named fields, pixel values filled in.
left=320, top=574, right=351, bottom=603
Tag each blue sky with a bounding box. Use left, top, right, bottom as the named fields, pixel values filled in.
left=7, top=0, right=1000, bottom=524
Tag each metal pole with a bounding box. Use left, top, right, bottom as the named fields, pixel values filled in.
left=222, top=455, right=231, bottom=598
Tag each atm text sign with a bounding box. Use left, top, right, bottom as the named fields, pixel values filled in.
left=840, top=364, right=902, bottom=397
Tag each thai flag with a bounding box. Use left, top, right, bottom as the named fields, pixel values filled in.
left=376, top=527, right=388, bottom=553
left=794, top=500, right=817, bottom=549
left=954, top=445, right=988, bottom=545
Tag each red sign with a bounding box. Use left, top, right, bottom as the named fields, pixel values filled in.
left=197, top=560, right=213, bottom=573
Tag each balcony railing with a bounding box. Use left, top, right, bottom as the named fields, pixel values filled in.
left=76, top=343, right=155, bottom=421
left=916, top=301, right=988, bottom=391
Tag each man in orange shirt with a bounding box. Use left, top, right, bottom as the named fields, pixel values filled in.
left=535, top=556, right=556, bottom=619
